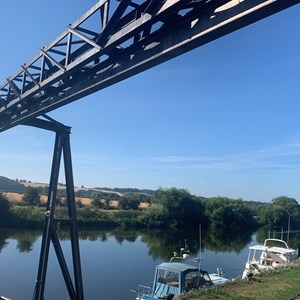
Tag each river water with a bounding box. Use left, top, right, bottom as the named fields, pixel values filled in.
left=0, top=227, right=298, bottom=300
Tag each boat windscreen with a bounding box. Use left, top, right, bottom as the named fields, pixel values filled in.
left=153, top=268, right=180, bottom=297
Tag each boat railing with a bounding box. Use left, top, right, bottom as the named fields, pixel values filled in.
left=264, top=239, right=290, bottom=249
left=136, top=282, right=153, bottom=297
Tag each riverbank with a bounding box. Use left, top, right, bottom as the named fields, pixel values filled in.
left=178, top=263, right=300, bottom=300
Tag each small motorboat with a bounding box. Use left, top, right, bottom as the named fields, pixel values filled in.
left=242, top=238, right=297, bottom=279
left=133, top=244, right=228, bottom=299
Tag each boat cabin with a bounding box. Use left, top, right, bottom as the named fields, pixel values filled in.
left=137, top=262, right=213, bottom=299
left=135, top=243, right=229, bottom=299
left=248, top=239, right=296, bottom=266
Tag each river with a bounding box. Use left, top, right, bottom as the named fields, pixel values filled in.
left=0, top=227, right=299, bottom=300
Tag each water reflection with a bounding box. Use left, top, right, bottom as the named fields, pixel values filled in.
left=255, top=227, right=300, bottom=249
left=1, top=227, right=299, bottom=257
left=0, top=228, right=40, bottom=253
left=1, top=226, right=300, bottom=300
left=0, top=234, right=8, bottom=252
left=202, top=229, right=253, bottom=253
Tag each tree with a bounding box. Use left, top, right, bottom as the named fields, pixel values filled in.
left=0, top=192, right=11, bottom=224
left=76, top=199, right=84, bottom=208
left=119, top=196, right=140, bottom=210
left=56, top=196, right=66, bottom=207
left=22, top=186, right=40, bottom=206
left=257, top=196, right=300, bottom=228
left=258, top=204, right=287, bottom=227
left=204, top=197, right=256, bottom=230
left=151, top=188, right=206, bottom=228
left=272, top=196, right=300, bottom=218
left=91, top=194, right=104, bottom=209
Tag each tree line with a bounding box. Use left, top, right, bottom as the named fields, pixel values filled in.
left=1, top=187, right=299, bottom=230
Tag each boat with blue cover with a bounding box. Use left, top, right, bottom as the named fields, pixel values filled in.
left=133, top=246, right=228, bottom=299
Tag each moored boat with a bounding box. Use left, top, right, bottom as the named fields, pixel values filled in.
left=242, top=238, right=297, bottom=279
left=133, top=244, right=229, bottom=299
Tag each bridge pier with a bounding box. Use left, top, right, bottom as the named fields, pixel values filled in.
left=23, top=116, right=84, bottom=300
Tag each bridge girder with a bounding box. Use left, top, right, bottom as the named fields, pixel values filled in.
left=0, top=0, right=299, bottom=132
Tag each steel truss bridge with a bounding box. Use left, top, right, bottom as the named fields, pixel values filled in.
left=0, top=0, right=299, bottom=299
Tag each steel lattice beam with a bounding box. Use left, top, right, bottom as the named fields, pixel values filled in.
left=0, top=0, right=299, bottom=132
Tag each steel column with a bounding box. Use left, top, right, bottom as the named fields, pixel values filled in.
left=34, top=131, right=63, bottom=300
left=63, top=130, right=84, bottom=300
left=24, top=117, right=84, bottom=300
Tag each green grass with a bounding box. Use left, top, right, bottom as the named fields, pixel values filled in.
left=179, top=263, right=300, bottom=300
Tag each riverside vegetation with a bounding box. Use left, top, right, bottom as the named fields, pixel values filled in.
left=1, top=176, right=300, bottom=231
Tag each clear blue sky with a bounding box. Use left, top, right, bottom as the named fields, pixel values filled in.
left=1, top=1, right=300, bottom=203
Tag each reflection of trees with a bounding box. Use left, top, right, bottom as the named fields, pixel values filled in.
left=202, top=229, right=253, bottom=253
left=76, top=228, right=138, bottom=244
left=109, top=228, right=138, bottom=244
left=140, top=228, right=201, bottom=261
left=77, top=230, right=102, bottom=241
left=14, top=230, right=40, bottom=253
left=0, top=227, right=141, bottom=254
left=286, top=233, right=300, bottom=249
left=0, top=227, right=258, bottom=259
left=256, top=227, right=272, bottom=244
left=0, top=230, right=9, bottom=253
left=57, top=229, right=108, bottom=242
left=256, top=227, right=300, bottom=249
left=140, top=228, right=254, bottom=260
left=0, top=229, right=40, bottom=253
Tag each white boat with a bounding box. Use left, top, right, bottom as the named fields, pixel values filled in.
left=242, top=238, right=297, bottom=279
left=133, top=246, right=228, bottom=300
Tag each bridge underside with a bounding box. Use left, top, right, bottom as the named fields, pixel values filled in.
left=1, top=0, right=299, bottom=132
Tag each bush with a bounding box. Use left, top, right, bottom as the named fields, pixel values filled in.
left=10, top=206, right=44, bottom=228
left=0, top=192, right=11, bottom=225
left=119, top=196, right=140, bottom=210
left=111, top=210, right=143, bottom=227
left=91, top=196, right=104, bottom=209
left=141, top=204, right=166, bottom=227
left=22, top=186, right=40, bottom=206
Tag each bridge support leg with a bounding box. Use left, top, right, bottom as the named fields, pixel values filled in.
left=24, top=116, right=84, bottom=300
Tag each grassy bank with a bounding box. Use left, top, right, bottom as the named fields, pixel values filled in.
left=179, top=263, right=300, bottom=300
